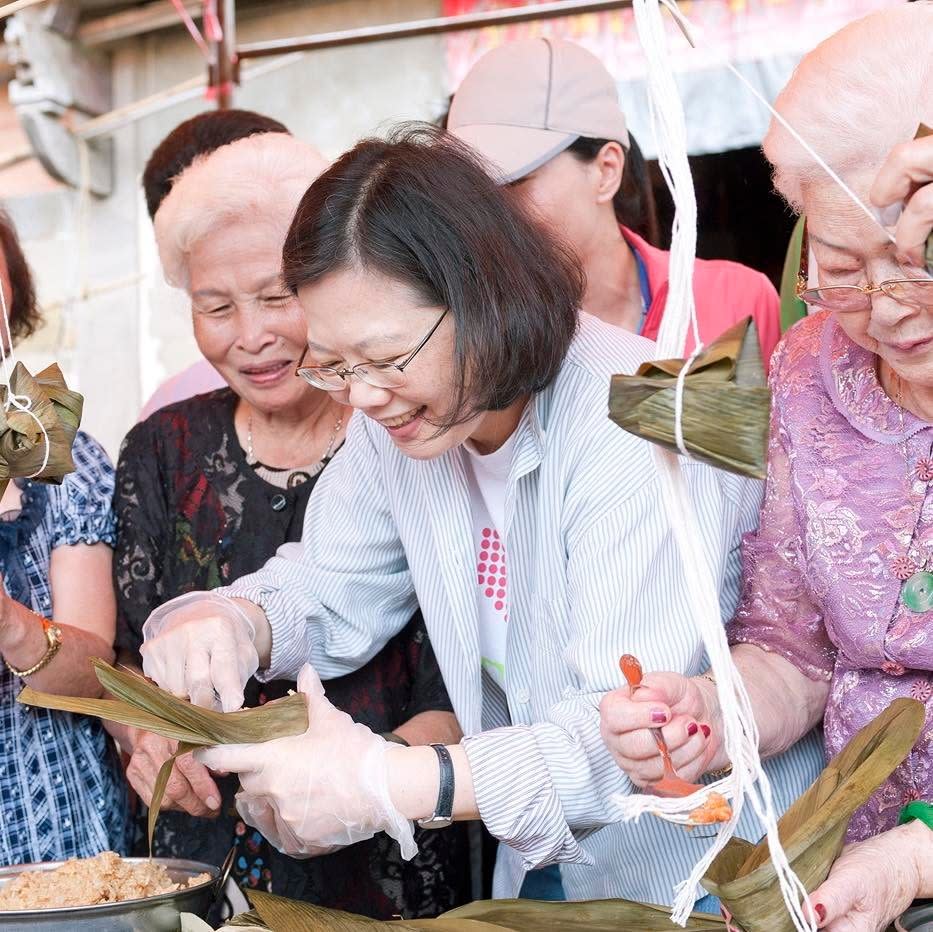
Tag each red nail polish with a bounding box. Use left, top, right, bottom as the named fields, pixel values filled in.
left=701, top=724, right=711, bottom=739
left=651, top=710, right=668, bottom=724
left=814, top=903, right=826, bottom=923
left=687, top=722, right=699, bottom=737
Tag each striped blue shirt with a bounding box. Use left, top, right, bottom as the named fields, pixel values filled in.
left=220, top=313, right=823, bottom=904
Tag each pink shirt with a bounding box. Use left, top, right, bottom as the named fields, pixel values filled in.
left=138, top=360, right=226, bottom=422
left=624, top=228, right=782, bottom=371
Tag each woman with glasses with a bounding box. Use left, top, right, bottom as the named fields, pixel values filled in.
left=137, top=125, right=822, bottom=909
left=111, top=131, right=470, bottom=918
left=601, top=8, right=933, bottom=929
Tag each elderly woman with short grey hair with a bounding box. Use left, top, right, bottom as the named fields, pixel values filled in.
left=600, top=6, right=933, bottom=930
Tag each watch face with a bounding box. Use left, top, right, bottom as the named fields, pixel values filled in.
left=417, top=817, right=453, bottom=830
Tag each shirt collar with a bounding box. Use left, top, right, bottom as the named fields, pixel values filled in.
left=819, top=312, right=929, bottom=444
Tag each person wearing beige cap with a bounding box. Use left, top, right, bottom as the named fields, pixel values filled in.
left=449, top=37, right=782, bottom=369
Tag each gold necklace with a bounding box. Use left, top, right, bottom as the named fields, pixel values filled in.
left=245, top=407, right=344, bottom=470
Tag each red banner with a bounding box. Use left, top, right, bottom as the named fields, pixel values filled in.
left=442, top=0, right=903, bottom=88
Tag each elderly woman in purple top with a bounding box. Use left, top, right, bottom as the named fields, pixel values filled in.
left=600, top=7, right=933, bottom=931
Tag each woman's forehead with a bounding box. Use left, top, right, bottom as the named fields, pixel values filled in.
left=300, top=269, right=439, bottom=353
left=805, top=187, right=894, bottom=261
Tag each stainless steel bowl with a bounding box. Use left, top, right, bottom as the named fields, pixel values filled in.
left=0, top=855, right=229, bottom=932
left=896, top=903, right=933, bottom=931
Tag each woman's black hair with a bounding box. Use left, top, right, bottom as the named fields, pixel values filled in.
left=282, top=124, right=584, bottom=431
left=143, top=109, right=289, bottom=220
left=0, top=209, right=40, bottom=345
left=566, top=134, right=660, bottom=246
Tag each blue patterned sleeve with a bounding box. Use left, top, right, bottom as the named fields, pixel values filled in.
left=49, top=431, right=117, bottom=549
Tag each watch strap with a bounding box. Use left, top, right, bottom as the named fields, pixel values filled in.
left=417, top=744, right=454, bottom=829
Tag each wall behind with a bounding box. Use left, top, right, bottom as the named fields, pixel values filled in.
left=6, top=0, right=446, bottom=457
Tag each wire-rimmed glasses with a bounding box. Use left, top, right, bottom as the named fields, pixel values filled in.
left=295, top=309, right=448, bottom=391
left=796, top=276, right=933, bottom=312
left=795, top=219, right=933, bottom=312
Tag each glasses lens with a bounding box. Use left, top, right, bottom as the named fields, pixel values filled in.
left=297, top=367, right=346, bottom=391
left=800, top=287, right=871, bottom=312
left=355, top=363, right=406, bottom=390
left=880, top=279, right=933, bottom=309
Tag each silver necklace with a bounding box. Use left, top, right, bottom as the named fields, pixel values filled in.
left=246, top=408, right=344, bottom=470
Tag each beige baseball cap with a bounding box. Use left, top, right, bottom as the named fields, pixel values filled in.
left=448, top=37, right=630, bottom=184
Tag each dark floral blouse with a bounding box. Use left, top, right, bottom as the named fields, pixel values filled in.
left=113, top=388, right=470, bottom=919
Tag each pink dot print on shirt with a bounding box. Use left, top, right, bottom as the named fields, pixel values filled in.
left=476, top=527, right=508, bottom=617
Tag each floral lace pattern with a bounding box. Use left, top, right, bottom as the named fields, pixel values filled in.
left=728, top=312, right=933, bottom=841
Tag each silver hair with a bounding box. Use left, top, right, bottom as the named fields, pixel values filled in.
left=154, top=132, right=329, bottom=291
left=764, top=3, right=933, bottom=210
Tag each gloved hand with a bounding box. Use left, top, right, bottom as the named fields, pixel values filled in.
left=141, top=591, right=259, bottom=711
left=871, top=133, right=933, bottom=271
left=599, top=671, right=719, bottom=786
left=196, top=664, right=417, bottom=860
left=809, top=821, right=928, bottom=931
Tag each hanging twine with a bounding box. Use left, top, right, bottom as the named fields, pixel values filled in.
left=611, top=1, right=817, bottom=929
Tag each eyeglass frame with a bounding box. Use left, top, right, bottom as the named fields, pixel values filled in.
left=295, top=307, right=449, bottom=391
left=794, top=218, right=933, bottom=311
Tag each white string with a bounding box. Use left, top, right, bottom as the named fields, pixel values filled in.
left=612, top=2, right=817, bottom=929
left=673, top=342, right=703, bottom=458
left=658, top=0, right=895, bottom=247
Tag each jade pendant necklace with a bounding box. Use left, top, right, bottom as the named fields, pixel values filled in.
left=889, top=373, right=933, bottom=613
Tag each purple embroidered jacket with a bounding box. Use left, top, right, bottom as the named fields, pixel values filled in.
left=728, top=311, right=933, bottom=840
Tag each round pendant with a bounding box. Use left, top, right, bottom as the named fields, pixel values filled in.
left=901, top=571, right=933, bottom=613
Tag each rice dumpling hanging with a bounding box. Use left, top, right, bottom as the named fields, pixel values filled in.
left=608, top=317, right=769, bottom=480
left=0, top=362, right=84, bottom=499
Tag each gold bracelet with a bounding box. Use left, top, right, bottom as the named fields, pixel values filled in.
left=6, top=619, right=63, bottom=678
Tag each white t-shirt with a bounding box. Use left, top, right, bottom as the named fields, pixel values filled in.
left=462, top=432, right=517, bottom=692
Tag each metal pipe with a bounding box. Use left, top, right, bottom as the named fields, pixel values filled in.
left=235, top=0, right=633, bottom=64
left=211, top=0, right=235, bottom=108
left=0, top=0, right=46, bottom=19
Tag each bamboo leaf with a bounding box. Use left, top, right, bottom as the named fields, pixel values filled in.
left=148, top=740, right=197, bottom=853
left=91, top=660, right=308, bottom=744
left=443, top=898, right=724, bottom=931
left=704, top=699, right=926, bottom=932
left=17, top=686, right=211, bottom=745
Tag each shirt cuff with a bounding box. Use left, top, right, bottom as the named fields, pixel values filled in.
left=462, top=726, right=594, bottom=871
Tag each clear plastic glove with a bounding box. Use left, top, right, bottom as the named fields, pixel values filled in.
left=870, top=134, right=933, bottom=271
left=809, top=822, right=928, bottom=931
left=599, top=671, right=719, bottom=786
left=195, top=664, right=417, bottom=860
left=141, top=592, right=259, bottom=711
left=126, top=730, right=221, bottom=817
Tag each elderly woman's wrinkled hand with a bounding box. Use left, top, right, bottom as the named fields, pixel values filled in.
left=195, top=664, right=417, bottom=861
left=140, top=591, right=260, bottom=712
left=126, top=730, right=221, bottom=818
left=810, top=821, right=928, bottom=931
left=870, top=134, right=933, bottom=270
left=599, top=672, right=719, bottom=787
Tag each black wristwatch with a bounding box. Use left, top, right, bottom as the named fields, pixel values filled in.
left=417, top=744, right=454, bottom=830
